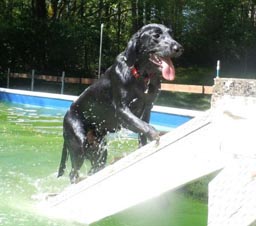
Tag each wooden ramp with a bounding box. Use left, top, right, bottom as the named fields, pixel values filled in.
left=38, top=111, right=228, bottom=225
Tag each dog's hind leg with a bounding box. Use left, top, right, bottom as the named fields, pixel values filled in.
left=88, top=136, right=108, bottom=175
left=69, top=152, right=85, bottom=183
left=67, top=134, right=88, bottom=183
left=62, top=110, right=88, bottom=183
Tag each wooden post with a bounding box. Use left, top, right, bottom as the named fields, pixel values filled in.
left=7, top=68, right=10, bottom=88
left=31, top=69, right=35, bottom=91
left=61, top=71, right=65, bottom=94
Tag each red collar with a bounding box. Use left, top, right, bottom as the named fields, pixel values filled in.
left=130, top=66, right=140, bottom=79
left=130, top=65, right=154, bottom=84
left=130, top=66, right=154, bottom=94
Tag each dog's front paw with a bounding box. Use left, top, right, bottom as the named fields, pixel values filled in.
left=146, top=126, right=160, bottom=143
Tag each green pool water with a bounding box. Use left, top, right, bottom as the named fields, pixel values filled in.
left=0, top=101, right=207, bottom=226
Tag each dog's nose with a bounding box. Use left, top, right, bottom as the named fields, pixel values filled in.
left=171, top=43, right=184, bottom=56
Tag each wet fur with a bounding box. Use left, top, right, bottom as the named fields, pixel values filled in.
left=57, top=24, right=183, bottom=183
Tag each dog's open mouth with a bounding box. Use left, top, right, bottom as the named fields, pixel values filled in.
left=149, top=54, right=175, bottom=81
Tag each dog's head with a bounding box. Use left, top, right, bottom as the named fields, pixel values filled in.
left=125, top=24, right=183, bottom=81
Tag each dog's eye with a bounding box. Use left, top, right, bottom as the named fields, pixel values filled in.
left=153, top=33, right=160, bottom=39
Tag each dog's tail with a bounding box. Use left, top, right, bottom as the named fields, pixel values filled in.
left=57, top=141, right=68, bottom=178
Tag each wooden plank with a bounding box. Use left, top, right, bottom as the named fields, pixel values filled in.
left=161, top=83, right=201, bottom=93
left=203, top=85, right=213, bottom=94
left=37, top=75, right=59, bottom=82
left=64, top=77, right=80, bottom=84
left=10, top=73, right=30, bottom=78
left=38, top=112, right=227, bottom=224
left=81, top=78, right=97, bottom=84
left=161, top=83, right=212, bottom=94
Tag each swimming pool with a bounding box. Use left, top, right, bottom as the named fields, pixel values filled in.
left=0, top=88, right=207, bottom=226
left=0, top=88, right=199, bottom=132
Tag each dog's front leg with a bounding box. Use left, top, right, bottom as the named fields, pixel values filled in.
left=112, top=83, right=159, bottom=143
left=139, top=133, right=147, bottom=147
left=139, top=105, right=153, bottom=146
left=116, top=106, right=159, bottom=142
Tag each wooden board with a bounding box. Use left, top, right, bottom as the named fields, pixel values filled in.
left=38, top=111, right=228, bottom=224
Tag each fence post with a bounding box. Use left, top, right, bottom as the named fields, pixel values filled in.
left=31, top=69, right=35, bottom=91
left=61, top=71, right=65, bottom=94
left=216, top=60, right=220, bottom=78
left=98, top=23, right=104, bottom=78
left=7, top=68, right=10, bottom=88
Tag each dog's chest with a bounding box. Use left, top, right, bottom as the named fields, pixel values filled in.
left=135, top=76, right=159, bottom=96
left=143, top=78, right=151, bottom=94
left=128, top=82, right=155, bottom=109
left=132, top=77, right=153, bottom=95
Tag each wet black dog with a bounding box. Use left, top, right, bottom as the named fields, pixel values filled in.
left=58, top=24, right=183, bottom=183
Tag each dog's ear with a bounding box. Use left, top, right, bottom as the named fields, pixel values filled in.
left=124, top=33, right=139, bottom=67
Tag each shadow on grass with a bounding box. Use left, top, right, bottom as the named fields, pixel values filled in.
left=156, top=91, right=211, bottom=111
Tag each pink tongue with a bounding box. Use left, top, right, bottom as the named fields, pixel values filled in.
left=161, top=58, right=175, bottom=81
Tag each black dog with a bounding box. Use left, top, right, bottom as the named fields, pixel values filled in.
left=58, top=24, right=183, bottom=183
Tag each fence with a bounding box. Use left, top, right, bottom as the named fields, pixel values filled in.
left=5, top=69, right=213, bottom=95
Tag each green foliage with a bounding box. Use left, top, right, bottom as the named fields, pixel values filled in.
left=0, top=0, right=256, bottom=78
left=182, top=0, right=256, bottom=74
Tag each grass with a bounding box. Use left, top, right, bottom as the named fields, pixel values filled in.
left=174, top=67, right=215, bottom=85
left=156, top=91, right=211, bottom=111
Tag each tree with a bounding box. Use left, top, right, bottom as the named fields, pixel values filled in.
left=0, top=0, right=255, bottom=77
left=32, top=0, right=47, bottom=19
